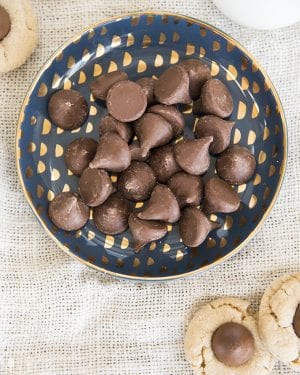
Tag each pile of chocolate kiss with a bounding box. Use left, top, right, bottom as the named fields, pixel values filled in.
left=48, top=59, right=256, bottom=252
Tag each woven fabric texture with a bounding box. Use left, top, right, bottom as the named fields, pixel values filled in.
left=0, top=0, right=299, bottom=374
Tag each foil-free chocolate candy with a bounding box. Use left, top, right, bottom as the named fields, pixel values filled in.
left=179, top=206, right=219, bottom=247
left=90, top=71, right=128, bottom=100
left=154, top=65, right=191, bottom=105
left=117, top=161, right=156, bottom=202
left=174, top=137, right=213, bottom=175
left=203, top=177, right=240, bottom=214
left=168, top=172, right=203, bottom=208
left=148, top=144, right=181, bottom=183
left=137, top=184, right=180, bottom=223
left=48, top=89, right=88, bottom=130
left=129, top=142, right=149, bottom=162
left=195, top=115, right=234, bottom=154
left=107, top=80, right=147, bottom=122
left=179, top=59, right=211, bottom=100
left=134, top=113, right=173, bottom=157
left=147, top=104, right=184, bottom=137
left=65, top=137, right=97, bottom=176
left=136, top=77, right=155, bottom=106
left=93, top=194, right=132, bottom=235
left=128, top=213, right=167, bottom=252
left=89, top=132, right=131, bottom=172
left=100, top=115, right=133, bottom=143
left=79, top=168, right=113, bottom=207
left=212, top=322, right=255, bottom=367
left=216, top=145, right=256, bottom=185
left=48, top=192, right=89, bottom=231
left=193, top=78, right=233, bottom=118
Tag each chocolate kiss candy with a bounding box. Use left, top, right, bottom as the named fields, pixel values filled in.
left=212, top=322, right=255, bottom=367
left=134, top=113, right=173, bottom=157
left=117, top=161, right=156, bottom=202
left=48, top=192, right=89, bottom=231
left=107, top=80, right=147, bottom=122
left=136, top=77, right=155, bottom=106
left=93, top=194, right=132, bottom=235
left=203, top=177, right=240, bottom=214
left=100, top=115, right=133, bottom=143
left=293, top=304, right=300, bottom=338
left=138, top=184, right=180, bottom=224
left=179, top=206, right=219, bottom=247
left=128, top=213, right=167, bottom=252
left=79, top=168, right=113, bottom=207
left=195, top=115, right=235, bottom=154
left=90, top=71, right=128, bottom=100
left=65, top=137, right=97, bottom=176
left=148, top=144, right=181, bottom=183
left=0, top=6, right=11, bottom=41
left=193, top=78, right=234, bottom=118
left=48, top=89, right=88, bottom=130
left=154, top=65, right=191, bottom=105
left=129, top=142, right=149, bottom=162
left=168, top=172, right=203, bottom=208
left=216, top=145, right=256, bottom=185
left=89, top=132, right=131, bottom=172
left=179, top=59, right=211, bottom=100
left=174, top=137, right=213, bottom=175
left=147, top=104, right=184, bottom=137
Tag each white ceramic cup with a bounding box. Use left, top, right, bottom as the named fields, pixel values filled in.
left=213, top=0, right=300, bottom=29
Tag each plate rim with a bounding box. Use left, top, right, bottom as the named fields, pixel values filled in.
left=15, top=11, right=288, bottom=282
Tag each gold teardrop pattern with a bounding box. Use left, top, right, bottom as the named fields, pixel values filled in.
left=211, top=61, right=219, bottom=76
left=241, top=57, right=248, bottom=71
left=252, top=81, right=260, bottom=94
left=167, top=224, right=172, bottom=232
left=51, top=168, right=60, bottom=181
left=39, top=142, right=47, bottom=156
left=93, top=63, right=102, bottom=77
left=37, top=161, right=46, bottom=174
left=213, top=40, right=220, bottom=52
left=55, top=144, right=64, bottom=157
left=154, top=54, right=163, bottom=67
left=63, top=79, right=72, bottom=90
left=87, top=230, right=95, bottom=240
left=247, top=130, right=256, bottom=145
left=173, top=32, right=180, bottom=42
left=67, top=56, right=75, bottom=69
left=110, top=175, right=117, bottom=183
left=52, top=73, right=61, bottom=89
left=269, top=165, right=276, bottom=177
left=133, top=257, right=140, bottom=267
left=67, top=169, right=73, bottom=176
left=272, top=144, right=278, bottom=158
left=200, top=27, right=207, bottom=37
left=131, top=15, right=140, bottom=27
left=249, top=194, right=257, bottom=209
left=149, top=242, right=156, bottom=251
left=31, top=116, right=37, bottom=125
left=237, top=184, right=247, bottom=193
left=186, top=43, right=195, bottom=55
left=253, top=173, right=261, bottom=185
left=199, top=47, right=206, bottom=57
left=142, top=34, right=151, bottom=48
left=263, top=127, right=270, bottom=141
left=163, top=244, right=170, bottom=253
left=42, top=119, right=51, bottom=135
left=123, top=51, right=132, bottom=67
left=170, top=50, right=179, bottom=64
left=220, top=237, right=227, bottom=248
left=224, top=215, right=233, bottom=230
left=263, top=186, right=270, bottom=200
left=57, top=127, right=64, bottom=134
left=71, top=127, right=80, bottom=134
left=120, top=237, right=129, bottom=249
left=147, top=257, right=154, bottom=266
left=104, top=235, right=114, bottom=248
left=159, top=32, right=166, bottom=44
left=233, top=128, right=241, bottom=144
left=137, top=60, right=147, bottom=73
left=38, top=83, right=48, bottom=97
left=78, top=71, right=86, bottom=84
left=27, top=142, right=36, bottom=153
left=108, top=61, right=118, bottom=73
left=251, top=103, right=259, bottom=118
left=147, top=14, right=154, bottom=25
left=62, top=184, right=70, bottom=192
left=87, top=29, right=95, bottom=40
left=206, top=237, right=216, bottom=248
left=227, top=41, right=235, bottom=52
left=241, top=77, right=249, bottom=90
left=101, top=255, right=109, bottom=265
left=226, top=65, right=238, bottom=80
left=111, top=35, right=121, bottom=48
left=36, top=184, right=44, bottom=198
left=127, top=33, right=134, bottom=47
left=82, top=48, right=90, bottom=62
left=101, top=26, right=107, bottom=36
left=258, top=150, right=267, bottom=164
left=47, top=190, right=55, bottom=201
left=176, top=250, right=184, bottom=261
left=86, top=122, right=93, bottom=133
left=96, top=43, right=105, bottom=57
left=135, top=202, right=143, bottom=209
left=89, top=106, right=97, bottom=116
left=26, top=166, right=33, bottom=178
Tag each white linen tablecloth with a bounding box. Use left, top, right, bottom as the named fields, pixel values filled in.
left=0, top=0, right=299, bottom=374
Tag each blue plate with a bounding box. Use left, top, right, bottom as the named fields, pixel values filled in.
left=16, top=12, right=287, bottom=281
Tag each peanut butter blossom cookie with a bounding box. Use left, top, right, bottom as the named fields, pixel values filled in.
left=185, top=297, right=275, bottom=375
left=258, top=273, right=300, bottom=371
left=0, top=0, right=38, bottom=72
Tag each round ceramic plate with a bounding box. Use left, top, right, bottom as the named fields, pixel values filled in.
left=16, top=12, right=287, bottom=281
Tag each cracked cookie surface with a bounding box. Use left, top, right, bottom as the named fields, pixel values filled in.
left=259, top=273, right=300, bottom=371
left=0, top=0, right=38, bottom=73
left=184, top=297, right=275, bottom=375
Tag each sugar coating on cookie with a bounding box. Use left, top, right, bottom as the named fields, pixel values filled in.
left=258, top=273, right=300, bottom=371
left=184, top=297, right=275, bottom=375
left=0, top=0, right=38, bottom=73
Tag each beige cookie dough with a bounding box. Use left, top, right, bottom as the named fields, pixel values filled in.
left=0, top=0, right=38, bottom=73
left=259, top=273, right=300, bottom=371
left=184, top=297, right=275, bottom=375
